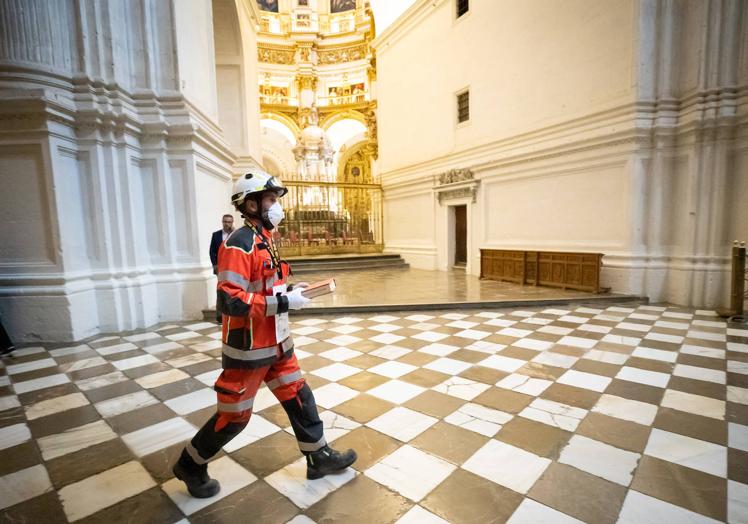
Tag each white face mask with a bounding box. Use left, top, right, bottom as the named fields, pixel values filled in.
left=264, top=201, right=285, bottom=228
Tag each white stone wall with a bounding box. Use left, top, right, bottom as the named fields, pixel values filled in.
left=374, top=0, right=748, bottom=308
left=0, top=0, right=263, bottom=343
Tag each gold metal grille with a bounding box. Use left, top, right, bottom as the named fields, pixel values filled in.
left=275, top=180, right=383, bottom=256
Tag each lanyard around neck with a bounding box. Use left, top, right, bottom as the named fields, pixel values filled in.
left=245, top=219, right=281, bottom=272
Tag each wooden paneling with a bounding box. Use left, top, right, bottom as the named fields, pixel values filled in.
left=480, top=249, right=603, bottom=293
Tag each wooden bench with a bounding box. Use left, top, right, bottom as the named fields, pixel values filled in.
left=480, top=249, right=605, bottom=293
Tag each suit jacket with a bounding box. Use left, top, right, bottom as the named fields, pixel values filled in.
left=210, top=230, right=224, bottom=273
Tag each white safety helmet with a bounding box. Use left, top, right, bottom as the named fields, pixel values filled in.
left=230, top=169, right=288, bottom=208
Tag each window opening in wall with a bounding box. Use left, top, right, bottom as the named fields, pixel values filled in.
left=457, top=90, right=469, bottom=123
left=456, top=0, right=469, bottom=18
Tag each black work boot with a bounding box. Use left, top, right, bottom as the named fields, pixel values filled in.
left=172, top=450, right=220, bottom=498
left=306, top=445, right=357, bottom=480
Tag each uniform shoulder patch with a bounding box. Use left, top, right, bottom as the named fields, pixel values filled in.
left=224, top=226, right=255, bottom=253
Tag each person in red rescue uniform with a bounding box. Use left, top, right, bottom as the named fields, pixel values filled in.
left=172, top=169, right=357, bottom=498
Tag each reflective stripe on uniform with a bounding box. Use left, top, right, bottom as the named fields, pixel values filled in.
left=221, top=337, right=294, bottom=361
left=298, top=435, right=327, bottom=452
left=217, top=396, right=255, bottom=412
left=266, top=370, right=303, bottom=391
left=222, top=344, right=277, bottom=362
left=217, top=270, right=249, bottom=289
left=186, top=441, right=209, bottom=465
left=266, top=295, right=279, bottom=316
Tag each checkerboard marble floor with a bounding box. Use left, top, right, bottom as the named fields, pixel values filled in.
left=1, top=303, right=747, bottom=523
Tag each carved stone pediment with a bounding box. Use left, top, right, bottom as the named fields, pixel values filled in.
left=436, top=168, right=473, bottom=186
left=433, top=168, right=479, bottom=204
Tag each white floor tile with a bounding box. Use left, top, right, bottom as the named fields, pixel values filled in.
left=616, top=366, right=670, bottom=388
left=485, top=318, right=517, bottom=328
left=531, top=352, right=578, bottom=369
left=583, top=349, right=629, bottom=365
left=687, top=331, right=725, bottom=342
left=371, top=333, right=405, bottom=345
left=367, top=407, right=437, bottom=442
left=329, top=324, right=363, bottom=335
left=418, top=343, right=458, bottom=356
left=0, top=464, right=53, bottom=511
left=728, top=360, right=748, bottom=375
left=318, top=347, right=363, bottom=362
left=135, top=368, right=190, bottom=389
left=519, top=399, right=588, bottom=432
left=311, top=383, right=359, bottom=408
left=369, top=345, right=411, bottom=360
left=13, top=373, right=70, bottom=394
left=112, top=354, right=160, bottom=371
left=367, top=380, right=425, bottom=404
left=124, top=332, right=162, bottom=343
left=165, top=331, right=201, bottom=342
left=371, top=323, right=403, bottom=333
left=370, top=315, right=401, bottom=322
left=661, top=389, right=725, bottom=420
left=165, top=353, right=212, bottom=368
left=513, top=338, right=554, bottom=351
left=673, top=364, right=726, bottom=384
left=465, top=340, right=506, bottom=354
left=632, top=347, right=678, bottom=363
left=0, top=395, right=20, bottom=411
left=75, top=371, right=128, bottom=391
left=122, top=417, right=196, bottom=457
left=162, top=456, right=256, bottom=515
left=618, top=489, right=721, bottom=524
left=728, top=386, right=748, bottom=405
left=405, top=314, right=436, bottom=322
left=556, top=369, right=611, bottom=392
left=538, top=325, right=574, bottom=336
left=164, top=388, right=216, bottom=415
left=592, top=394, right=658, bottom=426
left=38, top=420, right=117, bottom=461
left=317, top=410, right=360, bottom=443
left=478, top=354, right=527, bottom=373
left=444, top=402, right=512, bottom=436
left=411, top=331, right=449, bottom=343
left=644, top=428, right=727, bottom=477
left=462, top=439, right=550, bottom=495
left=454, top=329, right=491, bottom=340
left=311, top=363, right=361, bottom=381
left=195, top=368, right=223, bottom=387
left=368, top=361, right=418, bottom=378
left=447, top=320, right=479, bottom=329
left=728, top=423, right=748, bottom=453
left=507, top=499, right=582, bottom=524
left=49, top=344, right=90, bottom=357
left=96, top=342, right=138, bottom=356
left=601, top=334, right=641, bottom=346
left=496, top=374, right=552, bottom=396
left=365, top=445, right=455, bottom=501
left=432, top=376, right=489, bottom=401
left=94, top=390, right=158, bottom=418
left=424, top=357, right=472, bottom=376
left=558, top=336, right=598, bottom=349
left=728, top=342, right=748, bottom=354
left=498, top=328, right=533, bottom=338
left=728, top=480, right=748, bottom=524
left=681, top=345, right=725, bottom=359
left=325, top=335, right=361, bottom=347
left=559, top=435, right=640, bottom=486
left=25, top=392, right=90, bottom=421
left=222, top=415, right=281, bottom=453
left=59, top=356, right=108, bottom=373
left=266, top=456, right=355, bottom=509
left=60, top=461, right=155, bottom=521
left=142, top=341, right=185, bottom=354
left=5, top=358, right=57, bottom=376
left=644, top=332, right=684, bottom=344
left=617, top=322, right=651, bottom=333
left=0, top=423, right=31, bottom=451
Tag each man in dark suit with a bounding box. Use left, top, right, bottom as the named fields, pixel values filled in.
left=210, top=214, right=234, bottom=322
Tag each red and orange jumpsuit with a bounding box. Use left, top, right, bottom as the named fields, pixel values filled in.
left=184, top=219, right=325, bottom=466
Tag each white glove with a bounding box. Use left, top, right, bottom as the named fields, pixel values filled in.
left=285, top=287, right=310, bottom=310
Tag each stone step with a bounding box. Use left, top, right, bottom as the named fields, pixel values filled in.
left=286, top=254, right=409, bottom=274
